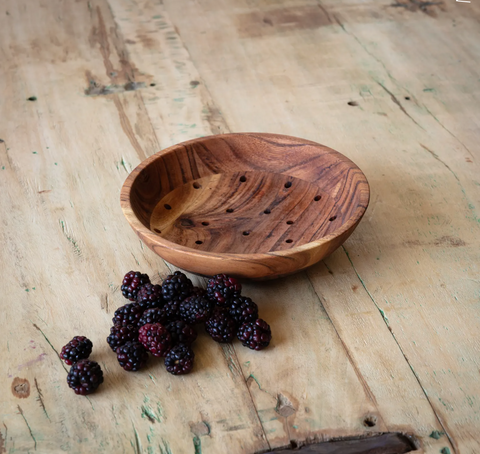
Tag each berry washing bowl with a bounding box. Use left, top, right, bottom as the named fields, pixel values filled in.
left=120, top=133, right=370, bottom=280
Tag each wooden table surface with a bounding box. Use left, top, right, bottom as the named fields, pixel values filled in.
left=1, top=0, right=479, bottom=453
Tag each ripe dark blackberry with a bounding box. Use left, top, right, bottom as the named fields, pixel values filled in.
left=228, top=296, right=259, bottom=326
left=116, top=341, right=149, bottom=371
left=161, top=271, right=193, bottom=302
left=67, top=360, right=104, bottom=395
left=165, top=320, right=197, bottom=346
left=164, top=343, right=194, bottom=375
left=138, top=323, right=172, bottom=357
left=136, top=283, right=164, bottom=310
left=121, top=271, right=150, bottom=301
left=112, top=302, right=145, bottom=327
left=138, top=308, right=168, bottom=328
left=60, top=336, right=93, bottom=365
left=207, top=274, right=242, bottom=305
left=107, top=324, right=138, bottom=351
left=205, top=309, right=236, bottom=343
left=237, top=319, right=272, bottom=351
left=179, top=294, right=213, bottom=325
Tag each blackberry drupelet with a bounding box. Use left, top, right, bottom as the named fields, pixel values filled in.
left=136, top=283, right=164, bottom=310
left=112, top=302, right=145, bottom=327
left=179, top=294, right=213, bottom=325
left=107, top=324, right=138, bottom=351
left=207, top=274, right=242, bottom=305
left=67, top=360, right=104, bottom=395
left=165, top=320, right=197, bottom=346
left=121, top=271, right=150, bottom=301
left=116, top=341, right=149, bottom=371
left=138, top=308, right=168, bottom=328
left=61, top=336, right=93, bottom=366
left=237, top=319, right=272, bottom=351
left=161, top=271, right=193, bottom=302
left=228, top=296, right=259, bottom=326
left=138, top=323, right=172, bottom=357
left=164, top=343, right=195, bottom=375
left=205, top=309, right=236, bottom=343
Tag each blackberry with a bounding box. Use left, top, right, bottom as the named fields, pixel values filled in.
left=160, top=300, right=182, bottom=322
left=165, top=320, right=197, bottom=345
left=67, top=360, right=104, bottom=395
left=205, top=309, right=236, bottom=343
left=237, top=319, right=272, bottom=351
left=138, top=308, right=168, bottom=328
left=228, top=296, right=259, bottom=326
left=138, top=323, right=172, bottom=357
left=112, top=302, right=145, bottom=327
left=207, top=274, right=242, bottom=305
left=164, top=344, right=194, bottom=375
left=107, top=324, right=138, bottom=351
left=61, top=336, right=93, bottom=365
left=162, top=271, right=193, bottom=302
left=121, top=271, right=150, bottom=301
left=136, top=283, right=164, bottom=310
left=116, top=341, right=149, bottom=371
left=179, top=294, right=213, bottom=325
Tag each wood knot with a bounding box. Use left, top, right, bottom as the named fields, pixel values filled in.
left=11, top=377, right=30, bottom=398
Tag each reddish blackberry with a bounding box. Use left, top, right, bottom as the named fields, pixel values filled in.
left=164, top=343, right=195, bottom=375
left=138, top=323, right=172, bottom=357
left=228, top=296, right=259, bottom=326
left=121, top=271, right=150, bottom=301
left=136, top=283, right=164, bottom=310
left=205, top=309, right=236, bottom=343
left=116, top=341, right=149, bottom=371
left=138, top=308, right=168, bottom=328
left=112, top=302, right=145, bottom=327
left=237, top=319, right=272, bottom=351
left=61, top=336, right=93, bottom=365
left=207, top=274, right=242, bottom=305
left=162, top=271, right=193, bottom=302
left=179, top=294, right=213, bottom=325
left=107, top=324, right=138, bottom=351
left=67, top=360, right=104, bottom=395
left=165, top=320, right=197, bottom=345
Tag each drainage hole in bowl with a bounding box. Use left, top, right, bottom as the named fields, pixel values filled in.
left=202, top=221, right=209, bottom=226
left=154, top=228, right=161, bottom=234
left=243, top=231, right=250, bottom=236
left=164, top=204, right=172, bottom=210
left=314, top=195, right=322, bottom=201
left=264, top=209, right=271, bottom=214
left=284, top=181, right=292, bottom=189
left=226, top=208, right=234, bottom=213
left=195, top=240, right=203, bottom=245
left=286, top=239, right=293, bottom=243
left=286, top=220, right=294, bottom=225
left=329, top=215, right=337, bottom=222
left=240, top=176, right=247, bottom=182
left=193, top=182, right=201, bottom=189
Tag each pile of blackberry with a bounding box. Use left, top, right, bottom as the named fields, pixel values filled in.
left=106, top=270, right=272, bottom=376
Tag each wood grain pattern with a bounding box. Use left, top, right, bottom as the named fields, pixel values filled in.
left=121, top=133, right=369, bottom=278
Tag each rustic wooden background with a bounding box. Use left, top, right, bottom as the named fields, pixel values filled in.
left=1, top=0, right=479, bottom=453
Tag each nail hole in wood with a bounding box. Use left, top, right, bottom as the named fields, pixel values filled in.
left=195, top=240, right=203, bottom=245
left=150, top=83, right=156, bottom=87
left=286, top=220, right=294, bottom=225
left=404, top=96, right=410, bottom=100
left=363, top=416, right=377, bottom=427
left=284, top=181, right=292, bottom=189
left=314, top=195, right=322, bottom=201
left=164, top=204, right=172, bottom=210
left=193, top=182, right=201, bottom=189
left=329, top=215, right=337, bottom=222
left=286, top=239, right=293, bottom=243
left=348, top=101, right=358, bottom=106
left=240, top=176, right=247, bottom=182
left=27, top=96, right=37, bottom=101
left=226, top=208, right=234, bottom=213
left=202, top=221, right=209, bottom=226
left=243, top=231, right=250, bottom=236
left=264, top=209, right=271, bottom=214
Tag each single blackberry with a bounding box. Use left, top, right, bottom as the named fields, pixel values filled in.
left=162, top=271, right=193, bottom=302
left=207, top=274, right=242, bottom=305
left=164, top=343, right=194, bottom=375
left=179, top=294, right=213, bottom=325
left=116, top=341, right=149, bottom=371
left=237, top=319, right=272, bottom=351
left=138, top=323, right=172, bottom=357
left=165, top=320, right=197, bottom=345
left=67, top=360, right=104, bottom=395
left=60, top=336, right=93, bottom=365
left=205, top=309, right=236, bottom=343
left=121, top=271, right=150, bottom=301
left=228, top=296, right=259, bottom=326
left=107, top=324, right=138, bottom=351
left=112, top=302, right=145, bottom=327
left=138, top=308, right=168, bottom=328
left=136, top=283, right=164, bottom=310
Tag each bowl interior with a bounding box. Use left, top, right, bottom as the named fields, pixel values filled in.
left=127, top=133, right=368, bottom=255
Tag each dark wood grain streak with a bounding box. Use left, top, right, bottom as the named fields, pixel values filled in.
left=121, top=133, right=370, bottom=279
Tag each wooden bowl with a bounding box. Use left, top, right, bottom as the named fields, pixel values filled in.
left=120, top=133, right=369, bottom=280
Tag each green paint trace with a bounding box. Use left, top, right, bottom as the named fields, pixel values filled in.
left=440, top=448, right=451, bottom=454
left=2, top=166, right=5, bottom=170
left=193, top=436, right=202, bottom=454
left=152, top=15, right=162, bottom=19
left=423, top=88, right=435, bottom=92
left=429, top=430, right=444, bottom=439
left=32, top=151, right=37, bottom=154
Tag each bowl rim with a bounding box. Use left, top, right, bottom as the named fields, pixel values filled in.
left=120, top=132, right=370, bottom=261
